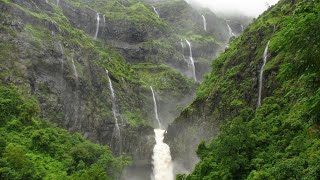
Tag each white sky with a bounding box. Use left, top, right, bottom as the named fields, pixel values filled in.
left=185, top=0, right=280, bottom=17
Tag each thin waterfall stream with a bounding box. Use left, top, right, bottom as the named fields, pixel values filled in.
left=258, top=41, right=270, bottom=107
left=57, top=42, right=64, bottom=86
left=227, top=23, right=235, bottom=37
left=152, top=6, right=160, bottom=17
left=71, top=57, right=78, bottom=82
left=185, top=39, right=197, bottom=82
left=94, top=13, right=100, bottom=40
left=106, top=69, right=122, bottom=153
left=180, top=39, right=187, bottom=64
left=103, top=15, right=106, bottom=27
left=70, top=55, right=80, bottom=131
left=202, top=15, right=207, bottom=31
left=150, top=86, right=161, bottom=128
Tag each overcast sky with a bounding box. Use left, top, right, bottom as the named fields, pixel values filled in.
left=185, top=0, right=279, bottom=17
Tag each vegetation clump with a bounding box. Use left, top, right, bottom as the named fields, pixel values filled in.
left=0, top=86, right=130, bottom=179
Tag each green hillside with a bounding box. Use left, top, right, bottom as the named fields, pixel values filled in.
left=0, top=86, right=129, bottom=179
left=173, top=0, right=320, bottom=179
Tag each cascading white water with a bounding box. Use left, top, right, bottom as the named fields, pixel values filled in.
left=94, top=13, right=100, bottom=40
left=185, top=39, right=197, bottom=82
left=241, top=24, right=244, bottom=32
left=150, top=87, right=173, bottom=180
left=258, top=41, right=270, bottom=107
left=202, top=15, right=207, bottom=32
left=56, top=0, right=59, bottom=6
left=106, top=69, right=122, bottom=152
left=71, top=57, right=78, bottom=81
left=150, top=86, right=161, bottom=128
left=152, top=129, right=174, bottom=180
left=152, top=6, right=160, bottom=17
left=227, top=23, right=235, bottom=37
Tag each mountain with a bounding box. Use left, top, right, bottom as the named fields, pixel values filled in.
left=0, top=0, right=248, bottom=179
left=166, top=0, right=320, bottom=179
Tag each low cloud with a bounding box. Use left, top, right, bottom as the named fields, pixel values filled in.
left=185, top=0, right=279, bottom=17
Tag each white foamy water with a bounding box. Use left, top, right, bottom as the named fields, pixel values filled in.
left=94, top=13, right=100, bottom=40
left=185, top=39, right=197, bottom=81
left=227, top=23, right=235, bottom=37
left=152, top=129, right=174, bottom=180
left=202, top=15, right=207, bottom=31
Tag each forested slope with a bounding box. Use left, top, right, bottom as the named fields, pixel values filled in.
left=167, top=0, right=320, bottom=179
left=0, top=86, right=130, bottom=179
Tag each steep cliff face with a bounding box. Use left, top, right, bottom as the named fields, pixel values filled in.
left=148, top=0, right=232, bottom=81
left=0, top=0, right=223, bottom=169
left=0, top=0, right=160, bottom=163
left=166, top=0, right=320, bottom=178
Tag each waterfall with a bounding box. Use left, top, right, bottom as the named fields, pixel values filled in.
left=180, top=39, right=188, bottom=64
left=94, top=13, right=100, bottom=40
left=103, top=15, right=106, bottom=27
left=71, top=57, right=78, bottom=81
left=152, top=6, right=160, bottom=17
left=185, top=39, right=197, bottom=82
left=56, top=0, right=59, bottom=6
left=106, top=69, right=122, bottom=152
left=202, top=15, right=207, bottom=32
left=150, top=86, right=161, bottom=128
left=150, top=88, right=173, bottom=180
left=241, top=24, right=244, bottom=32
left=180, top=39, right=185, bottom=50
left=227, top=23, right=235, bottom=37
left=258, top=41, right=270, bottom=107
left=58, top=42, right=64, bottom=85
left=58, top=42, right=64, bottom=57
left=152, top=129, right=174, bottom=180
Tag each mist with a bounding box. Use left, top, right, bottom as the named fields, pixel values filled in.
left=185, top=0, right=279, bottom=17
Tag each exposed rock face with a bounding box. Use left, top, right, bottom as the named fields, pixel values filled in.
left=0, top=0, right=156, bottom=164
left=165, top=98, right=221, bottom=173
left=60, top=1, right=165, bottom=44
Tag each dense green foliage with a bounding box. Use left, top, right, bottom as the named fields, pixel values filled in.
left=181, top=0, right=320, bottom=179
left=133, top=63, right=195, bottom=94
left=0, top=86, right=130, bottom=179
